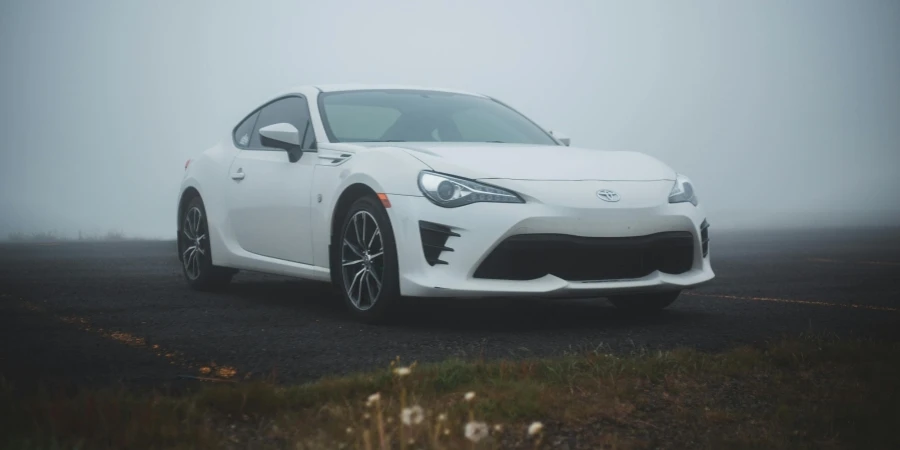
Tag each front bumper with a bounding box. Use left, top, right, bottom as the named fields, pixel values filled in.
left=386, top=191, right=715, bottom=298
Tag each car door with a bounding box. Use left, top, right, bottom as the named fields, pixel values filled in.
left=226, top=95, right=318, bottom=264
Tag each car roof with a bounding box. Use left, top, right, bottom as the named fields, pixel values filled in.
left=282, top=84, right=487, bottom=97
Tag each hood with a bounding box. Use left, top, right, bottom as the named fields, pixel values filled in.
left=383, top=143, right=676, bottom=181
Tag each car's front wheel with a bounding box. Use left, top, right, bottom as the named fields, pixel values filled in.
left=337, top=196, right=401, bottom=323
left=608, top=291, right=680, bottom=313
left=179, top=197, right=234, bottom=290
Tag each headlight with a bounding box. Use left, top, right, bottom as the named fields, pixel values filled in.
left=417, top=171, right=524, bottom=207
left=668, top=174, right=698, bottom=206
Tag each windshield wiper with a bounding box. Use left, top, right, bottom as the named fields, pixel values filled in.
left=371, top=139, right=407, bottom=142
left=483, top=140, right=506, bottom=143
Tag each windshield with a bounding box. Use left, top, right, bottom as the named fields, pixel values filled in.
left=317, top=90, right=559, bottom=145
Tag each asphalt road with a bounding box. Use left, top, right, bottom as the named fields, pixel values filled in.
left=2, top=227, right=899, bottom=390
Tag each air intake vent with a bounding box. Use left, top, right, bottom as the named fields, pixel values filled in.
left=700, top=220, right=710, bottom=257
left=419, top=221, right=459, bottom=266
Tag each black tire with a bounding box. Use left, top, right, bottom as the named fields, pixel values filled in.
left=335, top=195, right=401, bottom=324
left=608, top=291, right=680, bottom=313
left=178, top=196, right=234, bottom=291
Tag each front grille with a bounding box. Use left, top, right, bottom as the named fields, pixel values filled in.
left=473, top=232, right=694, bottom=281
left=700, top=220, right=710, bottom=257
left=419, top=221, right=459, bottom=266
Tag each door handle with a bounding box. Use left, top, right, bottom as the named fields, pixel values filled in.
left=230, top=168, right=245, bottom=180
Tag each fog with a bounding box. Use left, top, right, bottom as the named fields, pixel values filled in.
left=1, top=0, right=898, bottom=239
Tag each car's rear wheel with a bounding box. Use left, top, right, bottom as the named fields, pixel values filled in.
left=608, top=291, right=680, bottom=313
left=179, top=197, right=234, bottom=290
left=337, top=196, right=401, bottom=323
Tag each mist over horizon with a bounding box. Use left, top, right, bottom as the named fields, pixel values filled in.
left=1, top=0, right=898, bottom=240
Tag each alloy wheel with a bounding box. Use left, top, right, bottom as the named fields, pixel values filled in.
left=341, top=210, right=384, bottom=310
left=182, top=206, right=207, bottom=280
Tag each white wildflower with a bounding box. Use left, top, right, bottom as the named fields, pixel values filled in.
left=528, top=421, right=544, bottom=436
left=437, top=413, right=447, bottom=422
left=464, top=391, right=476, bottom=402
left=401, top=405, right=425, bottom=426
left=493, top=424, right=504, bottom=433
left=393, top=366, right=411, bottom=377
left=464, top=421, right=489, bottom=443
left=346, top=427, right=354, bottom=434
left=366, top=392, right=381, bottom=407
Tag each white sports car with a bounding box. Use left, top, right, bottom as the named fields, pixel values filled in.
left=177, top=84, right=713, bottom=322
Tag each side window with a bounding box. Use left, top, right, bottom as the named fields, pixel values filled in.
left=233, top=111, right=259, bottom=148
left=250, top=96, right=313, bottom=149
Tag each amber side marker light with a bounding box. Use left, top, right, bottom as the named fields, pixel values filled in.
left=377, top=193, right=391, bottom=208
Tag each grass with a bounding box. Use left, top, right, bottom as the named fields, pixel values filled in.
left=2, top=334, right=898, bottom=449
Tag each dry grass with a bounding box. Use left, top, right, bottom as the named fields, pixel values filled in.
left=2, top=334, right=898, bottom=449
left=6, top=229, right=130, bottom=242
left=7, top=231, right=63, bottom=242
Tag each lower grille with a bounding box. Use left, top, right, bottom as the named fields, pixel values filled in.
left=473, top=232, right=694, bottom=281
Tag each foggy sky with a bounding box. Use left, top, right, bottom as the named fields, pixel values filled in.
left=1, top=0, right=899, bottom=238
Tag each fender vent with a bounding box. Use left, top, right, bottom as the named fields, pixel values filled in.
left=419, top=221, right=459, bottom=266
left=700, top=220, right=710, bottom=257
left=317, top=151, right=353, bottom=165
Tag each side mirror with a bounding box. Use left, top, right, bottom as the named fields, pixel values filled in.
left=549, top=130, right=570, bottom=146
left=259, top=123, right=302, bottom=162
left=259, top=122, right=300, bottom=148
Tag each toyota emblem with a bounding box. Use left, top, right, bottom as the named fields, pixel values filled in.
left=596, top=189, right=620, bottom=202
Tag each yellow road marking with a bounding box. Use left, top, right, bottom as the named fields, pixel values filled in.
left=15, top=299, right=241, bottom=380
left=807, top=257, right=900, bottom=267
left=684, top=292, right=899, bottom=313
left=860, top=260, right=900, bottom=267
